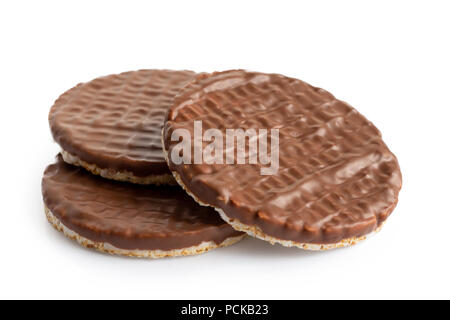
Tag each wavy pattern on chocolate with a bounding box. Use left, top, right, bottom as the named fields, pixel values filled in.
left=42, top=156, right=243, bottom=251
left=50, top=69, right=197, bottom=177
left=163, top=70, right=402, bottom=246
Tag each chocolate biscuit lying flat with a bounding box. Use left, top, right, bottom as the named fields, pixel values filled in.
left=49, top=69, right=197, bottom=185
left=163, top=70, right=402, bottom=250
left=42, top=156, right=244, bottom=258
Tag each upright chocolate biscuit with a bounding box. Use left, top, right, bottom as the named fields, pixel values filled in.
left=42, top=156, right=244, bottom=258
left=163, top=70, right=402, bottom=250
left=50, top=69, right=197, bottom=185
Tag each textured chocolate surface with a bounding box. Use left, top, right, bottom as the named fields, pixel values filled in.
left=163, top=70, right=402, bottom=244
left=42, top=156, right=242, bottom=250
left=50, top=69, right=197, bottom=177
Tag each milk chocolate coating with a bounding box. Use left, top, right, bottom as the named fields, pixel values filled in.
left=42, top=156, right=242, bottom=250
left=49, top=69, right=197, bottom=177
left=163, top=70, right=402, bottom=244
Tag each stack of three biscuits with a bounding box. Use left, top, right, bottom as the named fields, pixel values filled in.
left=42, top=69, right=401, bottom=258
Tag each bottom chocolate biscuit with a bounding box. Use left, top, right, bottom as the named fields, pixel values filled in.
left=42, top=156, right=244, bottom=258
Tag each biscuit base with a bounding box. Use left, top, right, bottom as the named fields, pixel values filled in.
left=44, top=206, right=245, bottom=258
left=61, top=150, right=176, bottom=185
left=161, top=137, right=384, bottom=251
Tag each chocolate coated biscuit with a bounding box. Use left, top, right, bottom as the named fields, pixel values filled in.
left=50, top=69, right=197, bottom=184
left=163, top=70, right=402, bottom=250
left=42, top=156, right=244, bottom=258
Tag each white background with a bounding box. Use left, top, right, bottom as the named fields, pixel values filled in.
left=1, top=0, right=449, bottom=300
